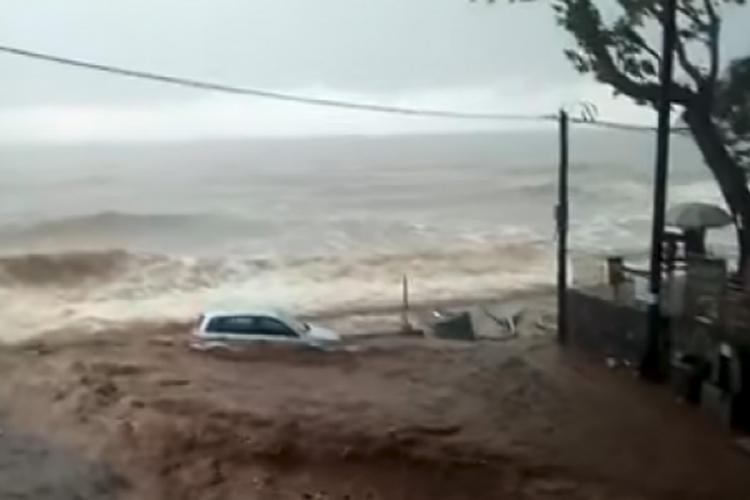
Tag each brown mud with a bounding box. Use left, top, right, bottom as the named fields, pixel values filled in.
left=0, top=314, right=748, bottom=500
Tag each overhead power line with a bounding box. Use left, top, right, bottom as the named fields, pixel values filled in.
left=0, top=44, right=555, bottom=122
left=0, top=44, right=690, bottom=134
left=571, top=117, right=657, bottom=131
left=570, top=117, right=690, bottom=134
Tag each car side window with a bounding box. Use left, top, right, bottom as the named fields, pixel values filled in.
left=255, top=317, right=298, bottom=337
left=206, top=315, right=258, bottom=335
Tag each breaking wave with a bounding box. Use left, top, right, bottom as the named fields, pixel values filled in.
left=0, top=211, right=272, bottom=254
left=0, top=250, right=132, bottom=287
left=0, top=243, right=555, bottom=342
left=0, top=244, right=552, bottom=289
left=0, top=210, right=248, bottom=233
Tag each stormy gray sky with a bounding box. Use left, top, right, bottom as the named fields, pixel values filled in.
left=0, top=0, right=748, bottom=141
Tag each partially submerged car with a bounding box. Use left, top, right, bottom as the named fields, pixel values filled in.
left=190, top=307, right=341, bottom=352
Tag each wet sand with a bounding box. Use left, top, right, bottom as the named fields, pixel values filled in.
left=0, top=301, right=749, bottom=500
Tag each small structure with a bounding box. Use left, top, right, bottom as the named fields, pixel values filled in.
left=666, top=202, right=732, bottom=229
left=665, top=202, right=733, bottom=260
left=568, top=201, right=750, bottom=430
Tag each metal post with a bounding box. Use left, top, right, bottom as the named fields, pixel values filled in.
left=401, top=274, right=411, bottom=332
left=557, top=110, right=569, bottom=344
left=642, top=0, right=678, bottom=380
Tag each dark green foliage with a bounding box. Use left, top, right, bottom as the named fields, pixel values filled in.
left=715, top=57, right=750, bottom=169
left=479, top=0, right=750, bottom=269
left=548, top=0, right=748, bottom=172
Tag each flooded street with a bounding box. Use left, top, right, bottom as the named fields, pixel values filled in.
left=1, top=308, right=748, bottom=500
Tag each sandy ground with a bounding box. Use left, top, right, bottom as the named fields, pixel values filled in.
left=0, top=299, right=749, bottom=500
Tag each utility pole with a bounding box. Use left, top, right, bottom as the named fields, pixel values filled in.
left=557, top=110, right=569, bottom=345
left=642, top=0, right=678, bottom=380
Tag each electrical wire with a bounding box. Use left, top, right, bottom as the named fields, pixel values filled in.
left=0, top=44, right=691, bottom=134
left=0, top=44, right=556, bottom=122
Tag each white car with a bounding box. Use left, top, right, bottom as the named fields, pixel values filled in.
left=190, top=307, right=341, bottom=351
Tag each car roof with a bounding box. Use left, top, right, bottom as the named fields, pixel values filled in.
left=201, top=307, right=294, bottom=322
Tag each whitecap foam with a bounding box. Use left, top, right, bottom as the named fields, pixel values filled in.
left=0, top=242, right=555, bottom=342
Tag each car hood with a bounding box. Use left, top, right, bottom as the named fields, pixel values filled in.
left=306, top=325, right=341, bottom=342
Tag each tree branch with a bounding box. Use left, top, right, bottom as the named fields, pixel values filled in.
left=647, top=1, right=708, bottom=97
left=703, top=0, right=719, bottom=27
left=703, top=0, right=720, bottom=86
left=629, top=31, right=662, bottom=64
left=559, top=0, right=695, bottom=105
left=676, top=3, right=709, bottom=31
left=591, top=41, right=694, bottom=105
left=674, top=33, right=705, bottom=87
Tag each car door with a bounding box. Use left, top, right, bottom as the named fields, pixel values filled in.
left=253, top=316, right=303, bottom=344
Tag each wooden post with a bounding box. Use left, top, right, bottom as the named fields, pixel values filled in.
left=557, top=110, right=569, bottom=344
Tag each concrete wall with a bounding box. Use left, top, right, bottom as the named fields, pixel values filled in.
left=567, top=289, right=649, bottom=366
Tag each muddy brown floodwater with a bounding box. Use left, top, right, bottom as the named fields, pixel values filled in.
left=0, top=317, right=749, bottom=500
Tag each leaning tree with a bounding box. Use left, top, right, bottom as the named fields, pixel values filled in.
left=484, top=0, right=750, bottom=275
